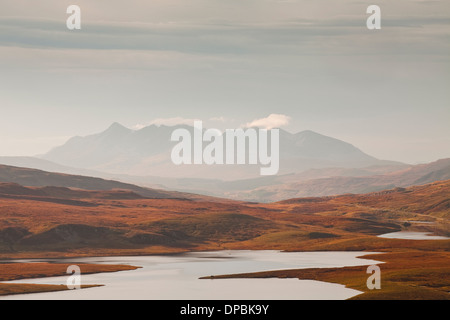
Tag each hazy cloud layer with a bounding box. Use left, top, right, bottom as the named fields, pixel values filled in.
left=0, top=0, right=449, bottom=162
left=1, top=15, right=449, bottom=56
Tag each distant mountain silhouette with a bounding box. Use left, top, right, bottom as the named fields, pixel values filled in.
left=221, top=158, right=450, bottom=202
left=4, top=123, right=447, bottom=202
left=41, top=123, right=401, bottom=180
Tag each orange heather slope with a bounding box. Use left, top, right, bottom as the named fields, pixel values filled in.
left=0, top=179, right=448, bottom=257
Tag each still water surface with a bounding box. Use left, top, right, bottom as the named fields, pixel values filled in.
left=377, top=231, right=450, bottom=240
left=1, top=250, right=382, bottom=300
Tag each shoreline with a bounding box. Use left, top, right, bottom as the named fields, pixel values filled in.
left=1, top=243, right=449, bottom=299
left=0, top=262, right=140, bottom=297
left=0, top=249, right=387, bottom=299
left=199, top=250, right=450, bottom=300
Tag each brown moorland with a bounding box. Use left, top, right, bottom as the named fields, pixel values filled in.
left=0, top=179, right=449, bottom=299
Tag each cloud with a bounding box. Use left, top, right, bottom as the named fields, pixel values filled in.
left=244, top=114, right=290, bottom=129
left=134, top=117, right=200, bottom=129
left=1, top=11, right=449, bottom=60
left=209, top=116, right=228, bottom=122
left=135, top=114, right=291, bottom=130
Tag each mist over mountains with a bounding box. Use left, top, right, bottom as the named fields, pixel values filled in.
left=0, top=123, right=448, bottom=202
left=41, top=123, right=399, bottom=180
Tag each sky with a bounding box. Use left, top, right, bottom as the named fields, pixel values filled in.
left=0, top=0, right=449, bottom=163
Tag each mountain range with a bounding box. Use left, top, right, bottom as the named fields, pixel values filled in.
left=40, top=123, right=401, bottom=180
left=0, top=123, right=448, bottom=202
left=1, top=158, right=448, bottom=203
left=223, top=158, right=450, bottom=202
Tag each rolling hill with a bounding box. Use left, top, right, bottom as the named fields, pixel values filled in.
left=0, top=164, right=227, bottom=202
left=221, top=158, right=450, bottom=202
left=0, top=172, right=448, bottom=256
left=1, top=158, right=448, bottom=203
